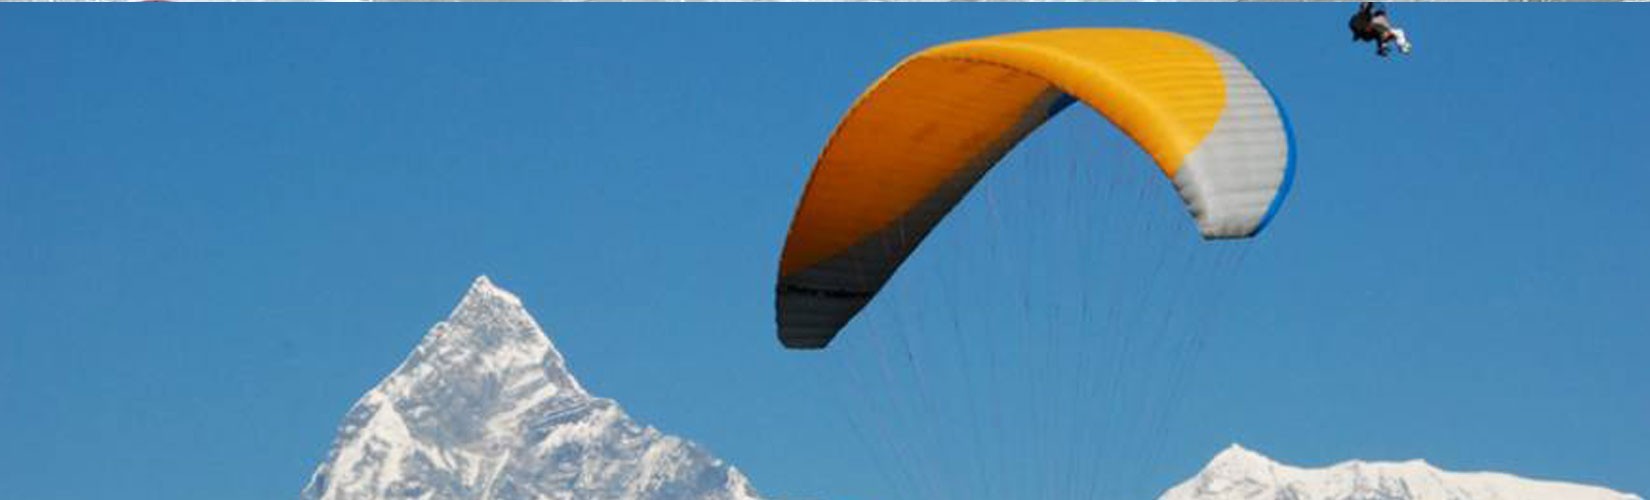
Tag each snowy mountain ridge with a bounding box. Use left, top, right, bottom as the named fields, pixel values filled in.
left=1162, top=444, right=1640, bottom=500
left=302, top=276, right=758, bottom=500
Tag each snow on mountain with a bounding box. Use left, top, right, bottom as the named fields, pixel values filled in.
left=1161, top=444, right=1639, bottom=500
left=302, top=276, right=759, bottom=500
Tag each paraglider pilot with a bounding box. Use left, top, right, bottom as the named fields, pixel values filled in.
left=1349, top=2, right=1412, bottom=57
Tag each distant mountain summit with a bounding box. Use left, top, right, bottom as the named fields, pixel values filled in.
left=1161, top=444, right=1639, bottom=500
left=302, top=276, right=758, bottom=500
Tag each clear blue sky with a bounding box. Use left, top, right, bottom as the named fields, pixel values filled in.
left=3, top=4, right=1646, bottom=499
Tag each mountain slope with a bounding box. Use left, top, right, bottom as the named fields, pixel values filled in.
left=302, top=276, right=758, bottom=500
left=1161, top=444, right=1639, bottom=500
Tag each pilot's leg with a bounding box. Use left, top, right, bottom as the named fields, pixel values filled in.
left=1390, top=28, right=1412, bottom=54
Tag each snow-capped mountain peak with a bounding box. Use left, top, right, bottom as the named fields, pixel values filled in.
left=1162, top=444, right=1639, bottom=500
left=1196, top=444, right=1282, bottom=487
left=458, top=275, right=522, bottom=310
left=427, top=274, right=584, bottom=399
left=303, top=276, right=757, bottom=500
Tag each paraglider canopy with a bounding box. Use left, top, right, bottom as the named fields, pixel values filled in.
left=775, top=28, right=1295, bottom=349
